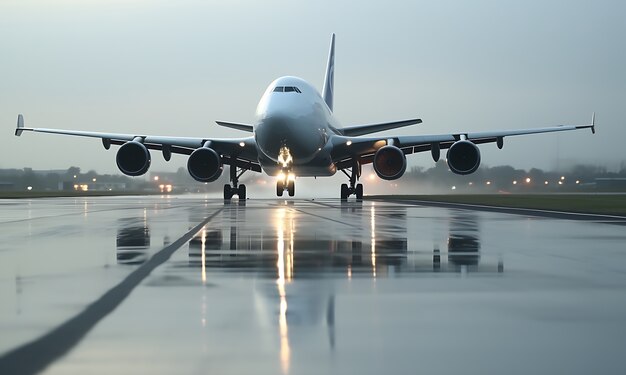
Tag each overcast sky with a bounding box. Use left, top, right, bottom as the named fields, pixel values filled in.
left=1, top=0, right=624, bottom=175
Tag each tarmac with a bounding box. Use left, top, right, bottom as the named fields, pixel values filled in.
left=1, top=195, right=626, bottom=375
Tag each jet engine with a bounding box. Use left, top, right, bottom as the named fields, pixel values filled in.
left=446, top=140, right=481, bottom=175
left=187, top=147, right=223, bottom=182
left=116, top=141, right=151, bottom=176
left=373, top=145, right=407, bottom=180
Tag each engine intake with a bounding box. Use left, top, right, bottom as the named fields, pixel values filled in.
left=446, top=140, right=481, bottom=175
left=373, top=145, right=407, bottom=180
left=116, top=141, right=151, bottom=176
left=187, top=147, right=223, bottom=182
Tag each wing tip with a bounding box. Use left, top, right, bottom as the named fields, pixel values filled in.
left=15, top=114, right=24, bottom=136
left=591, top=112, right=596, bottom=134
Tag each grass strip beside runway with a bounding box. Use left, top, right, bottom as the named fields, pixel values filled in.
left=368, top=194, right=626, bottom=216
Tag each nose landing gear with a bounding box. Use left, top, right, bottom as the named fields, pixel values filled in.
left=276, top=172, right=295, bottom=197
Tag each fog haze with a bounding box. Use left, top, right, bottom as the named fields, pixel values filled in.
left=1, top=0, right=624, bottom=174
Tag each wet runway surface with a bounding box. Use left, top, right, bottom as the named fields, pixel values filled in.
left=1, top=196, right=626, bottom=374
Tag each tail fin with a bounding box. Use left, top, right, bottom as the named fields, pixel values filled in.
left=322, top=33, right=335, bottom=112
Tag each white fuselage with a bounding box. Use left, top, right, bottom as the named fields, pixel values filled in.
left=254, top=76, right=340, bottom=177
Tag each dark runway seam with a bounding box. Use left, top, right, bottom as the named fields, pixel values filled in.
left=0, top=208, right=223, bottom=375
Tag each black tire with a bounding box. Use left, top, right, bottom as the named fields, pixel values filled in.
left=355, top=183, right=363, bottom=200
left=287, top=180, right=295, bottom=197
left=340, top=183, right=349, bottom=201
left=238, top=184, right=246, bottom=200
left=223, top=184, right=232, bottom=200
left=276, top=180, right=284, bottom=197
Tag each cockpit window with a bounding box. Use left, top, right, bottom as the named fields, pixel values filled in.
left=273, top=86, right=301, bottom=93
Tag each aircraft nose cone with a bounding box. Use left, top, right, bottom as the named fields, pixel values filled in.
left=256, top=116, right=323, bottom=164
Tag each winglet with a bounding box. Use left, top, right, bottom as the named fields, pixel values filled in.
left=15, top=114, right=24, bottom=136
left=591, top=112, right=596, bottom=134
left=322, top=33, right=335, bottom=112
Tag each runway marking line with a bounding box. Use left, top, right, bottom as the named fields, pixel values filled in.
left=0, top=208, right=223, bottom=375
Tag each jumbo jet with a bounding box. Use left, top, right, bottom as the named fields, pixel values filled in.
left=14, top=34, right=595, bottom=200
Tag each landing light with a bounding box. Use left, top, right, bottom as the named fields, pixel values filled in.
left=277, top=146, right=293, bottom=168
left=277, top=172, right=294, bottom=183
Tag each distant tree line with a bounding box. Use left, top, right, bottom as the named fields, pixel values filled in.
left=1, top=163, right=625, bottom=193
left=403, top=162, right=626, bottom=192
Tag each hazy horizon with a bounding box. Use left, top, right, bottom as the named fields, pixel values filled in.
left=2, top=0, right=624, bottom=176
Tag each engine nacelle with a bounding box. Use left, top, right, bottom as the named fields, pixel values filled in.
left=187, top=147, right=223, bottom=182
left=373, top=145, right=407, bottom=180
left=116, top=141, right=151, bottom=176
left=446, top=140, right=481, bottom=175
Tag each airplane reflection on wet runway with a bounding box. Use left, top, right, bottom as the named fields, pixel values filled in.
left=116, top=218, right=150, bottom=265
left=185, top=203, right=503, bottom=276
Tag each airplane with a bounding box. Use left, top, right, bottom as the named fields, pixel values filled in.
left=14, top=34, right=595, bottom=200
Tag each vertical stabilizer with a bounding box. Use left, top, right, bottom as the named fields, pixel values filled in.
left=322, top=33, right=335, bottom=112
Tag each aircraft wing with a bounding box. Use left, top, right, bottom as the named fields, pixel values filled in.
left=331, top=115, right=595, bottom=169
left=14, top=115, right=261, bottom=171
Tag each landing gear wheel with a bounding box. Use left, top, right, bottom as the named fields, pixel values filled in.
left=287, top=180, right=295, bottom=197
left=223, top=184, right=233, bottom=200
left=340, top=183, right=349, bottom=201
left=355, top=183, right=363, bottom=200
left=276, top=179, right=284, bottom=197
left=238, top=184, right=246, bottom=200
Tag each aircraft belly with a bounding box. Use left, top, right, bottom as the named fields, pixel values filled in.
left=259, top=153, right=336, bottom=177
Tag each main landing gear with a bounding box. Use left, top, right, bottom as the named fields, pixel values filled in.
left=340, top=161, right=363, bottom=201
left=224, top=164, right=247, bottom=200
left=224, top=184, right=246, bottom=200
left=276, top=173, right=295, bottom=197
